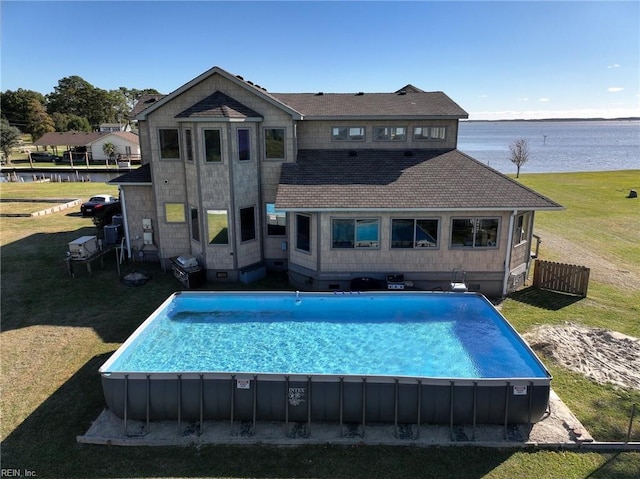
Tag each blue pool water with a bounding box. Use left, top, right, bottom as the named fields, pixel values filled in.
left=104, top=292, right=548, bottom=380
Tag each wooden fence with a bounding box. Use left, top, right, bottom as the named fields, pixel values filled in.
left=533, top=260, right=590, bottom=297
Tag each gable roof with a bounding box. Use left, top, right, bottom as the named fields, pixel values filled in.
left=33, top=131, right=139, bottom=147
left=276, top=149, right=562, bottom=211
left=175, top=91, right=262, bottom=120
left=134, top=66, right=303, bottom=121
left=130, top=94, right=166, bottom=117
left=270, top=91, right=468, bottom=119
left=108, top=163, right=152, bottom=185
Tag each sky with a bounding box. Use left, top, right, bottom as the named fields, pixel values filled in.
left=1, top=0, right=638, bottom=120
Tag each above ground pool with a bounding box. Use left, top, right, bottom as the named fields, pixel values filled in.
left=100, top=291, right=551, bottom=434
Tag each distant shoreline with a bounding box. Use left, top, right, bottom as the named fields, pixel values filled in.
left=463, top=117, right=640, bottom=123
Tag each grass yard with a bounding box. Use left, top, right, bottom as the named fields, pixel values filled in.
left=0, top=172, right=639, bottom=478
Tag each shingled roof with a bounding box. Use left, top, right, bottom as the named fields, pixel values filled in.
left=276, top=149, right=562, bottom=211
left=108, top=163, right=152, bottom=185
left=270, top=91, right=468, bottom=119
left=130, top=94, right=165, bottom=118
left=175, top=91, right=262, bottom=119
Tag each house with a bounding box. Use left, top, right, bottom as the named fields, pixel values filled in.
left=99, top=123, right=131, bottom=133
left=34, top=131, right=140, bottom=163
left=111, top=66, right=562, bottom=297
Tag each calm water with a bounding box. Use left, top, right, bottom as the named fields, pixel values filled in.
left=458, top=120, right=639, bottom=174
left=104, top=292, right=548, bottom=379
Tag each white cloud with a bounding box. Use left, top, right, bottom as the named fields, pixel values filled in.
left=608, top=87, right=624, bottom=92
left=517, top=97, right=529, bottom=102
left=538, top=98, right=550, bottom=102
left=608, top=63, right=621, bottom=69
left=479, top=94, right=488, bottom=98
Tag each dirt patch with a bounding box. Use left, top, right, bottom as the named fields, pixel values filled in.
left=524, top=323, right=640, bottom=391
left=535, top=229, right=639, bottom=291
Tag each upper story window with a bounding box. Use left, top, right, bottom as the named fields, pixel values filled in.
left=184, top=129, right=194, bottom=162
left=450, top=218, right=499, bottom=248
left=265, top=128, right=285, bottom=159
left=296, top=214, right=310, bottom=252
left=391, top=218, right=439, bottom=248
left=373, top=127, right=407, bottom=141
left=413, top=126, right=447, bottom=141
left=204, top=129, right=222, bottom=162
left=332, top=127, right=365, bottom=142
left=332, top=218, right=379, bottom=249
left=159, top=129, right=180, bottom=159
left=238, top=129, right=251, bottom=161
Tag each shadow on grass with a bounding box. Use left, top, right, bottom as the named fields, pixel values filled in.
left=1, top=354, right=516, bottom=479
left=508, top=286, right=585, bottom=311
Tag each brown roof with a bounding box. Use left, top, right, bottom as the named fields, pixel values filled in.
left=33, top=131, right=139, bottom=147
left=130, top=94, right=165, bottom=117
left=276, top=149, right=562, bottom=211
left=176, top=91, right=262, bottom=119
left=270, top=91, right=468, bottom=119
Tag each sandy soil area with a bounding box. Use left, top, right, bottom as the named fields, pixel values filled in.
left=524, top=324, right=640, bottom=391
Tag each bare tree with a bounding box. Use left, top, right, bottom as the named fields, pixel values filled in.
left=509, top=138, right=530, bottom=178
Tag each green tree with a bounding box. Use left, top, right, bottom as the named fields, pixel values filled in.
left=0, top=88, right=46, bottom=131
left=26, top=99, right=55, bottom=141
left=509, top=138, right=530, bottom=178
left=1, top=118, right=22, bottom=164
left=102, top=141, right=116, bottom=165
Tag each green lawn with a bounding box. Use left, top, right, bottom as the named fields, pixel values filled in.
left=1, top=173, right=639, bottom=478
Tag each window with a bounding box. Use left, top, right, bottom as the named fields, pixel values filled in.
left=332, top=218, right=379, bottom=248
left=266, top=203, right=286, bottom=236
left=204, top=129, right=222, bottom=162
left=391, top=219, right=439, bottom=248
left=190, top=207, right=200, bottom=242
left=238, top=129, right=250, bottom=161
left=296, top=214, right=310, bottom=252
left=332, top=127, right=365, bottom=141
left=413, top=126, right=447, bottom=141
left=451, top=218, right=499, bottom=248
left=514, top=213, right=530, bottom=245
left=373, top=127, right=407, bottom=141
left=159, top=129, right=180, bottom=159
left=207, top=210, right=229, bottom=244
left=184, top=129, right=194, bottom=162
left=165, top=203, right=185, bottom=223
left=265, top=128, right=285, bottom=159
left=240, top=206, right=256, bottom=242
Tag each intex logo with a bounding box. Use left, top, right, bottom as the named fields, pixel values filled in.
left=288, top=387, right=306, bottom=406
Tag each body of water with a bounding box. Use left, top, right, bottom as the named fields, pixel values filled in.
left=458, top=120, right=639, bottom=174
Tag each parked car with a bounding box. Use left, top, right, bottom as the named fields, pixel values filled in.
left=80, top=194, right=118, bottom=217
left=29, top=152, right=60, bottom=162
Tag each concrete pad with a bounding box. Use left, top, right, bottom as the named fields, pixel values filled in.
left=78, top=389, right=598, bottom=448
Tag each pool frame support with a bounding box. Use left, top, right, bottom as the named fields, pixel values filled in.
left=361, top=377, right=367, bottom=438
left=503, top=381, right=511, bottom=440
left=199, top=374, right=204, bottom=436
left=177, top=374, right=182, bottom=435
left=230, top=374, right=235, bottom=435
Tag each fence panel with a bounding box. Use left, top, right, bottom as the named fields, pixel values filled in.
left=533, top=260, right=590, bottom=297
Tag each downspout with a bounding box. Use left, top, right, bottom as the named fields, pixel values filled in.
left=502, top=210, right=517, bottom=297
left=120, top=187, right=132, bottom=259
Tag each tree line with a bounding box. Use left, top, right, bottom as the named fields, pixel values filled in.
left=0, top=76, right=160, bottom=141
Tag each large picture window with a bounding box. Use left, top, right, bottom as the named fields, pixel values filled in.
left=296, top=214, right=310, bottom=252
left=204, top=129, right=222, bottom=162
left=332, top=218, right=379, bottom=248
left=332, top=127, right=365, bottom=142
left=391, top=219, right=439, bottom=248
left=450, top=218, right=499, bottom=248
left=159, top=129, right=180, bottom=159
left=240, top=206, right=256, bottom=242
left=373, top=127, right=407, bottom=141
left=265, top=128, right=285, bottom=159
left=207, top=210, right=229, bottom=244
left=413, top=126, right=447, bottom=141
left=266, top=203, right=286, bottom=236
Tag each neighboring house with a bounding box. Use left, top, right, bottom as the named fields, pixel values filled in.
left=99, top=123, right=131, bottom=132
left=111, top=66, right=562, bottom=297
left=34, top=131, right=140, bottom=162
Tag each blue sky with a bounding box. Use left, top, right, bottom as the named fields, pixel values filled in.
left=2, top=1, right=638, bottom=120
